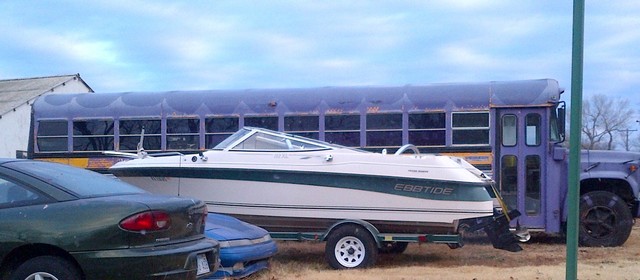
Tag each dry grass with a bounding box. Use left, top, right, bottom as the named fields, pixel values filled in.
left=245, top=224, right=640, bottom=280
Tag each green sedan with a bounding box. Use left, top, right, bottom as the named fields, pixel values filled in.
left=0, top=159, right=219, bottom=280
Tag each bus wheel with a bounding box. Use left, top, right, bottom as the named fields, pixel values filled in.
left=579, top=191, right=633, bottom=247
left=378, top=241, right=408, bottom=254
left=325, top=225, right=377, bottom=269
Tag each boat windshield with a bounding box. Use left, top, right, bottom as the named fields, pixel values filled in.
left=213, top=128, right=253, bottom=150
left=213, top=127, right=367, bottom=152
left=230, top=131, right=328, bottom=151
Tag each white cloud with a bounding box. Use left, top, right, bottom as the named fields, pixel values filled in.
left=437, top=45, right=497, bottom=69
left=258, top=33, right=314, bottom=60
left=0, top=0, right=636, bottom=103
left=426, top=0, right=512, bottom=11
left=1, top=24, right=122, bottom=67
left=316, top=58, right=360, bottom=70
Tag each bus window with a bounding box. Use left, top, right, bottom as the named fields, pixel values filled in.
left=452, top=112, right=489, bottom=145
left=205, top=117, right=239, bottom=148
left=408, top=112, right=446, bottom=146
left=325, top=114, right=360, bottom=146
left=525, top=113, right=541, bottom=146
left=525, top=155, right=541, bottom=215
left=366, top=113, right=402, bottom=147
left=167, top=118, right=199, bottom=150
left=501, top=115, right=517, bottom=147
left=119, top=119, right=161, bottom=151
left=501, top=155, right=518, bottom=211
left=36, top=120, right=68, bottom=152
left=244, top=116, right=278, bottom=130
left=73, top=119, right=114, bottom=151
left=325, top=132, right=359, bottom=146
left=284, top=115, right=319, bottom=139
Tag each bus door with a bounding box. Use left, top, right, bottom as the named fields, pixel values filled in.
left=496, top=108, right=546, bottom=229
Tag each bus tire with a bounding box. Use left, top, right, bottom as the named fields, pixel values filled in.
left=11, top=256, right=81, bottom=280
left=579, top=191, right=633, bottom=247
left=325, top=224, right=378, bottom=269
left=378, top=241, right=409, bottom=254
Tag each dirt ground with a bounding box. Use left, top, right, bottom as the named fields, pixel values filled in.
left=246, top=224, right=640, bottom=280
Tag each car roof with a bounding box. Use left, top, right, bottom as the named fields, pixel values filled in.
left=0, top=159, right=147, bottom=198
left=0, top=158, right=22, bottom=165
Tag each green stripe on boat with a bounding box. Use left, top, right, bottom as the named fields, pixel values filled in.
left=113, top=167, right=493, bottom=202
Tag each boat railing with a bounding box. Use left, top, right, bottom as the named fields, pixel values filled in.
left=148, top=152, right=184, bottom=157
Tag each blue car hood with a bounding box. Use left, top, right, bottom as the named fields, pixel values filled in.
left=205, top=213, right=270, bottom=241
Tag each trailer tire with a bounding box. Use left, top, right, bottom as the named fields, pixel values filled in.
left=325, top=225, right=378, bottom=269
left=579, top=191, right=633, bottom=247
left=378, top=241, right=408, bottom=254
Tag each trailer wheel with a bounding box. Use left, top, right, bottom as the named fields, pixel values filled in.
left=579, top=191, right=633, bottom=247
left=325, top=225, right=377, bottom=269
left=378, top=241, right=408, bottom=254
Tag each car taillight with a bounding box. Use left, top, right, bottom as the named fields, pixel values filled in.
left=120, top=210, right=171, bottom=232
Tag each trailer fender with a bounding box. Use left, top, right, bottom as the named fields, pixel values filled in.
left=322, top=219, right=382, bottom=248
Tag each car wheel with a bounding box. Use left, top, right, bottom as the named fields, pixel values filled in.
left=11, top=256, right=81, bottom=280
left=579, top=191, right=633, bottom=247
left=325, top=225, right=377, bottom=269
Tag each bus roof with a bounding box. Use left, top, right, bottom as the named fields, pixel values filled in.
left=33, top=78, right=562, bottom=119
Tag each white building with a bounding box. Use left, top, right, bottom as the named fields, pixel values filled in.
left=0, top=74, right=93, bottom=158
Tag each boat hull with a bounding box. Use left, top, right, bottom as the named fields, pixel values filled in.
left=115, top=167, right=495, bottom=235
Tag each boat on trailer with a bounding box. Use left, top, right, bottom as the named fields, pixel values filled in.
left=110, top=127, right=525, bottom=268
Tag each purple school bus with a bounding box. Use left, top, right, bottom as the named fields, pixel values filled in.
left=30, top=78, right=640, bottom=247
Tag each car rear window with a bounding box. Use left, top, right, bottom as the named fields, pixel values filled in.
left=7, top=161, right=146, bottom=197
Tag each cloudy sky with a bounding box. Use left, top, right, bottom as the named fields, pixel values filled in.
left=1, top=1, right=639, bottom=107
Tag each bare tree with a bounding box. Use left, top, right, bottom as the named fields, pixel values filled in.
left=581, top=94, right=634, bottom=150
left=631, top=119, right=640, bottom=152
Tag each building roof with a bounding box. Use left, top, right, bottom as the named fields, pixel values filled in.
left=0, top=74, right=93, bottom=117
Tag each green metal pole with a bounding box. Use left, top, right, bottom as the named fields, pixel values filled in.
left=566, top=0, right=585, bottom=279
